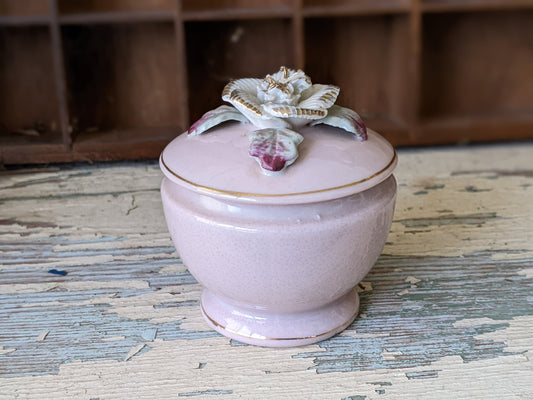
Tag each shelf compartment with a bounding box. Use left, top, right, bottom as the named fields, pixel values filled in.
left=0, top=0, right=49, bottom=16
left=57, top=0, right=177, bottom=15
left=61, top=22, right=183, bottom=141
left=0, top=26, right=63, bottom=154
left=304, top=14, right=411, bottom=141
left=0, top=15, right=51, bottom=26
left=1, top=135, right=68, bottom=164
left=0, top=0, right=50, bottom=25
left=303, top=0, right=411, bottom=17
left=422, top=0, right=533, bottom=13
left=72, top=127, right=178, bottom=160
left=417, top=113, right=533, bottom=145
left=420, top=11, right=533, bottom=122
left=58, top=10, right=175, bottom=25
left=57, top=0, right=176, bottom=25
left=182, top=0, right=293, bottom=21
left=185, top=18, right=295, bottom=124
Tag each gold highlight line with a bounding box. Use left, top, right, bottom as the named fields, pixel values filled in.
left=201, top=303, right=358, bottom=342
left=160, top=150, right=397, bottom=199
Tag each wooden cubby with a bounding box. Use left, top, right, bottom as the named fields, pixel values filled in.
left=419, top=8, right=533, bottom=143
left=0, top=0, right=50, bottom=19
left=62, top=22, right=182, bottom=159
left=182, top=0, right=293, bottom=19
left=1, top=0, right=532, bottom=164
left=305, top=13, right=411, bottom=143
left=185, top=18, right=295, bottom=122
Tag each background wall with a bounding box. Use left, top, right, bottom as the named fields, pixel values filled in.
left=1, top=0, right=532, bottom=164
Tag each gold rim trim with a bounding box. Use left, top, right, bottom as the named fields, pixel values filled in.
left=161, top=150, right=397, bottom=199
left=201, top=304, right=358, bottom=342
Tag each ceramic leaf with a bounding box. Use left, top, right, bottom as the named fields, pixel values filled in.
left=310, top=105, right=367, bottom=141
left=249, top=128, right=304, bottom=174
left=188, top=105, right=249, bottom=136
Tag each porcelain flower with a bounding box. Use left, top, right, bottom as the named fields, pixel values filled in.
left=220, top=66, right=339, bottom=129
left=188, top=67, right=367, bottom=174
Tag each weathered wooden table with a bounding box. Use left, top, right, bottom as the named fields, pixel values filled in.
left=1, top=143, right=532, bottom=399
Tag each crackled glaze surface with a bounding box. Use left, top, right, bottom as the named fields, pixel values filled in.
left=160, top=172, right=397, bottom=346
left=160, top=111, right=397, bottom=346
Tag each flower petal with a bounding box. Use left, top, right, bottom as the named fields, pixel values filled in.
left=310, top=104, right=367, bottom=141
left=227, top=89, right=265, bottom=117
left=222, top=78, right=265, bottom=122
left=298, top=84, right=340, bottom=111
left=188, top=105, right=249, bottom=136
left=225, top=87, right=292, bottom=129
left=262, top=104, right=327, bottom=120
left=269, top=67, right=297, bottom=81
left=222, top=78, right=263, bottom=100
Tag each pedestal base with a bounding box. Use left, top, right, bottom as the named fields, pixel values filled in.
left=201, top=288, right=360, bottom=347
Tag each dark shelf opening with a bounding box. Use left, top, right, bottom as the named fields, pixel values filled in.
left=421, top=10, right=533, bottom=121
left=0, top=26, right=62, bottom=146
left=61, top=22, right=183, bottom=142
left=305, top=14, right=411, bottom=141
left=185, top=18, right=295, bottom=124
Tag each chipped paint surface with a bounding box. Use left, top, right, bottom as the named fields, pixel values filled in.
left=1, top=144, right=533, bottom=399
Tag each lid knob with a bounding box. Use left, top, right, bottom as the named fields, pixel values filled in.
left=188, top=67, right=368, bottom=174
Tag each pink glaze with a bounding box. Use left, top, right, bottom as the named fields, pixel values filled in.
left=160, top=123, right=397, bottom=346
left=160, top=124, right=396, bottom=204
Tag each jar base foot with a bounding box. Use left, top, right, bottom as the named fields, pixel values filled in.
left=201, top=288, right=360, bottom=347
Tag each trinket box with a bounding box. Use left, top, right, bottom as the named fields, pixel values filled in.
left=160, top=67, right=397, bottom=346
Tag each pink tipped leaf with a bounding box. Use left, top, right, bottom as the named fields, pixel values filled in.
left=188, top=105, right=250, bottom=136
left=310, top=104, right=367, bottom=141
left=249, top=128, right=304, bottom=174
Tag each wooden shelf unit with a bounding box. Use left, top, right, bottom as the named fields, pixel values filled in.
left=1, top=0, right=532, bottom=164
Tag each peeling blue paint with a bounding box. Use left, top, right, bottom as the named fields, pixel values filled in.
left=0, top=297, right=218, bottom=377
left=2, top=201, right=532, bottom=382
left=451, top=169, right=533, bottom=178
left=461, top=186, right=492, bottom=193
left=229, top=339, right=247, bottom=347
left=3, top=246, right=531, bottom=379
left=141, top=328, right=158, bottom=341
left=406, top=370, right=440, bottom=379
left=48, top=269, right=68, bottom=276
left=0, top=233, right=190, bottom=290
left=0, top=240, right=178, bottom=265
left=294, top=253, right=533, bottom=374
left=154, top=301, right=200, bottom=309
left=0, top=188, right=161, bottom=205
left=0, top=239, right=215, bottom=378
left=424, top=184, right=445, bottom=190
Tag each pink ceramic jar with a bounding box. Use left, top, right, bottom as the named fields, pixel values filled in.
left=160, top=122, right=397, bottom=347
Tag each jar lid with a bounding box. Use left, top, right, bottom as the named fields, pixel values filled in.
left=160, top=122, right=396, bottom=205
left=161, top=67, right=397, bottom=204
